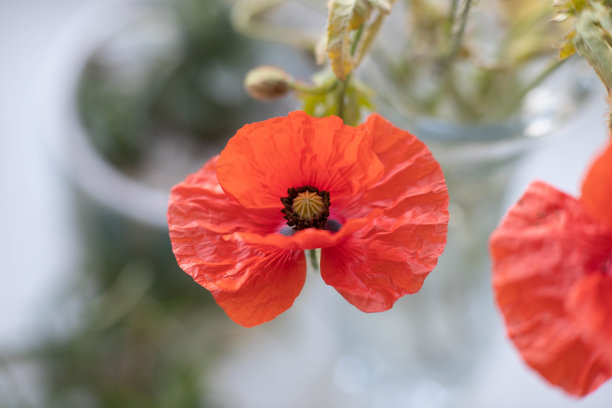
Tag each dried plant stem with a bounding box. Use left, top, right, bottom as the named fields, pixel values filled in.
left=447, top=0, right=473, bottom=63
left=448, top=0, right=460, bottom=31
left=338, top=24, right=365, bottom=122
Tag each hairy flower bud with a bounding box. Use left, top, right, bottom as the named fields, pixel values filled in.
left=244, top=66, right=292, bottom=101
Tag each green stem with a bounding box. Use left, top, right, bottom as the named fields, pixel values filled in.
left=337, top=77, right=349, bottom=121
left=421, top=0, right=473, bottom=117
left=337, top=24, right=363, bottom=122
left=350, top=24, right=365, bottom=56
left=445, top=0, right=472, bottom=63
left=308, top=249, right=320, bottom=272
left=447, top=0, right=460, bottom=33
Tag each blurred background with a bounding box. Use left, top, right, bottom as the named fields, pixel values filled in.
left=1, top=0, right=611, bottom=407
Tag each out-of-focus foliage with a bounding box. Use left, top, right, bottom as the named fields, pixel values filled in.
left=241, top=0, right=577, bottom=127
left=369, top=0, right=573, bottom=122
left=236, top=0, right=378, bottom=125
left=297, top=69, right=373, bottom=126
left=78, top=0, right=262, bottom=169
left=0, top=1, right=302, bottom=407
left=20, top=195, right=240, bottom=408
left=325, top=0, right=392, bottom=80
left=555, top=0, right=612, bottom=93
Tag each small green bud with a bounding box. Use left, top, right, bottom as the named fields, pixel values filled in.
left=244, top=66, right=292, bottom=101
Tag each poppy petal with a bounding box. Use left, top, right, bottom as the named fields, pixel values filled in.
left=337, top=113, right=449, bottom=221
left=314, top=114, right=448, bottom=311
left=320, top=214, right=448, bottom=312
left=209, top=248, right=306, bottom=327
left=490, top=181, right=612, bottom=396
left=216, top=111, right=385, bottom=209
left=227, top=211, right=381, bottom=250
left=567, top=273, right=612, bottom=370
left=581, top=141, right=612, bottom=229
left=168, top=157, right=306, bottom=327
left=168, top=156, right=281, bottom=234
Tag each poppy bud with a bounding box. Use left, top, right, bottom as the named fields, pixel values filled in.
left=244, top=66, right=292, bottom=101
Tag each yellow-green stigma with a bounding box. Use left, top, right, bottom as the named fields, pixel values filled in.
left=292, top=190, right=324, bottom=219
left=281, top=186, right=330, bottom=230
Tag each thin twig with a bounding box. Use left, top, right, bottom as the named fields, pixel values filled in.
left=337, top=24, right=365, bottom=121
left=448, top=0, right=460, bottom=32
left=447, top=0, right=473, bottom=62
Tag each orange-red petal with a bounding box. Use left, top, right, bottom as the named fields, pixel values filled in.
left=336, top=113, right=449, bottom=221
left=168, top=156, right=306, bottom=327
left=318, top=114, right=448, bottom=311
left=567, top=273, right=612, bottom=370
left=581, top=141, right=612, bottom=229
left=227, top=212, right=380, bottom=250
left=169, top=112, right=450, bottom=323
left=490, top=181, right=612, bottom=396
left=209, top=248, right=306, bottom=327
left=320, top=214, right=448, bottom=312
left=215, top=111, right=385, bottom=209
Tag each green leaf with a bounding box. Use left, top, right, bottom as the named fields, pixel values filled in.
left=573, top=6, right=612, bottom=91
left=354, top=9, right=386, bottom=65
left=326, top=0, right=396, bottom=80
left=315, top=33, right=328, bottom=65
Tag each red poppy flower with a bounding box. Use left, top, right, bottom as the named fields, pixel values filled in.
left=489, top=142, right=612, bottom=396
left=168, top=111, right=449, bottom=327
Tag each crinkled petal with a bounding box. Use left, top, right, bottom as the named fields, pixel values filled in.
left=209, top=248, right=306, bottom=327
left=216, top=111, right=385, bottom=209
left=314, top=114, right=448, bottom=311
left=168, top=156, right=305, bottom=327
left=567, top=273, right=612, bottom=370
left=228, top=211, right=381, bottom=251
left=490, top=181, right=612, bottom=396
left=581, top=141, right=612, bottom=229
left=337, top=113, right=449, bottom=221
left=320, top=213, right=448, bottom=312
left=168, top=156, right=282, bottom=234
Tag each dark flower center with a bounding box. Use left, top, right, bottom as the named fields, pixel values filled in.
left=281, top=186, right=330, bottom=231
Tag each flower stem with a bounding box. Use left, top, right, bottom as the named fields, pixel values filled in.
left=445, top=0, right=473, bottom=64
left=350, top=24, right=365, bottom=57
left=337, top=24, right=365, bottom=123
left=337, top=79, right=348, bottom=121
left=447, top=0, right=460, bottom=33
left=307, top=249, right=320, bottom=272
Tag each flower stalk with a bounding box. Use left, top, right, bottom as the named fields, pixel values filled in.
left=307, top=249, right=321, bottom=273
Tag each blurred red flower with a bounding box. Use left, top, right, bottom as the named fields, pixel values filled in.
left=168, top=111, right=449, bottom=327
left=490, top=142, right=612, bottom=396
